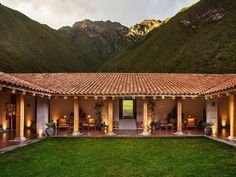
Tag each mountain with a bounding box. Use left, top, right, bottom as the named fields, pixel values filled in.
left=0, top=3, right=82, bottom=72
left=127, top=19, right=162, bottom=42
left=59, top=20, right=133, bottom=71
left=100, top=0, right=236, bottom=73
left=0, top=4, right=142, bottom=72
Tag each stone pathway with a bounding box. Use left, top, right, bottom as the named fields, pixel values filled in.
left=206, top=135, right=236, bottom=147
left=0, top=139, right=42, bottom=154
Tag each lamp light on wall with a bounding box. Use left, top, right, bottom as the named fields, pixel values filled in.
left=26, top=120, right=32, bottom=128
left=2, top=123, right=7, bottom=130
left=38, top=129, right=43, bottom=138
left=221, top=115, right=227, bottom=127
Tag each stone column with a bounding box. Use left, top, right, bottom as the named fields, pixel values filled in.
left=36, top=97, right=49, bottom=137
left=15, top=94, right=26, bottom=141
left=174, top=98, right=184, bottom=135
left=206, top=99, right=218, bottom=134
left=108, top=99, right=115, bottom=135
left=73, top=97, right=81, bottom=136
left=228, top=94, right=235, bottom=140
left=141, top=99, right=150, bottom=136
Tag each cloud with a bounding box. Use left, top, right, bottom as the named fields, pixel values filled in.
left=0, top=0, right=199, bottom=29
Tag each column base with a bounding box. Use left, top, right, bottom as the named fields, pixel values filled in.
left=227, top=136, right=236, bottom=141
left=107, top=132, right=116, bottom=136
left=140, top=131, right=151, bottom=136
left=14, top=137, right=27, bottom=141
left=72, top=132, right=83, bottom=136
left=173, top=131, right=184, bottom=136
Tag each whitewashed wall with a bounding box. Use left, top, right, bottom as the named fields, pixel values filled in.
left=24, top=95, right=35, bottom=128
left=36, top=98, right=49, bottom=136
left=113, top=99, right=119, bottom=122
left=206, top=99, right=218, bottom=134
left=50, top=98, right=73, bottom=121
left=0, top=91, right=11, bottom=130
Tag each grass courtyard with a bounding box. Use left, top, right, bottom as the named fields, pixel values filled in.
left=0, top=137, right=235, bottom=177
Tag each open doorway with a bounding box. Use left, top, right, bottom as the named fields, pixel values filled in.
left=120, top=99, right=136, bottom=119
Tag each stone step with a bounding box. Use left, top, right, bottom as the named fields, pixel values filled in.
left=119, top=119, right=136, bottom=130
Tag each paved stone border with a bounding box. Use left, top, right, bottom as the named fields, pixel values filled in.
left=0, top=138, right=45, bottom=154
left=205, top=135, right=236, bottom=147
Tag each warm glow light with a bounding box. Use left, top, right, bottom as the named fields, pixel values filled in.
left=26, top=120, right=32, bottom=128
left=38, top=129, right=43, bottom=138
left=221, top=115, right=228, bottom=127
left=212, top=125, right=218, bottom=134
left=53, top=120, right=57, bottom=124
left=2, top=123, right=7, bottom=130
left=221, top=128, right=227, bottom=137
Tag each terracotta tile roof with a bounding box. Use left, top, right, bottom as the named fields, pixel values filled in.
left=7, top=73, right=236, bottom=96
left=0, top=72, right=51, bottom=93
left=205, top=76, right=236, bottom=94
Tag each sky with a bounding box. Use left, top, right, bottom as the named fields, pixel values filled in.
left=0, top=0, right=199, bottom=29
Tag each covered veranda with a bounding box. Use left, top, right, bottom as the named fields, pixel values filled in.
left=0, top=73, right=236, bottom=149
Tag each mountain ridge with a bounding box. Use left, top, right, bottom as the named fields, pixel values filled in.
left=100, top=0, right=236, bottom=73
left=0, top=0, right=236, bottom=74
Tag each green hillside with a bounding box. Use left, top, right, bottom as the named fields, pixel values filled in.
left=0, top=4, right=134, bottom=73
left=59, top=20, right=132, bottom=71
left=0, top=3, right=84, bottom=72
left=100, top=0, right=236, bottom=73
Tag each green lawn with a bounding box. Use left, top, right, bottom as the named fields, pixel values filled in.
left=0, top=137, right=236, bottom=177
left=123, top=100, right=133, bottom=110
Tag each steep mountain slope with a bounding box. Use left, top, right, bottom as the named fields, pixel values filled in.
left=100, top=0, right=236, bottom=73
left=59, top=20, right=132, bottom=71
left=0, top=3, right=83, bottom=72
left=127, top=19, right=162, bottom=42
left=0, top=4, right=138, bottom=72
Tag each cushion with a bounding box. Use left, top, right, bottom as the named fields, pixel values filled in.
left=58, top=118, right=67, bottom=125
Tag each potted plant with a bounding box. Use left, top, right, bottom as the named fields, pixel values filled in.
left=100, top=121, right=108, bottom=133
left=149, top=121, right=159, bottom=130
left=45, top=121, right=55, bottom=136
left=202, top=122, right=214, bottom=135
left=94, top=101, right=104, bottom=124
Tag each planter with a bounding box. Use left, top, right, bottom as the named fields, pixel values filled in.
left=204, top=126, right=212, bottom=136
left=45, top=127, right=54, bottom=136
